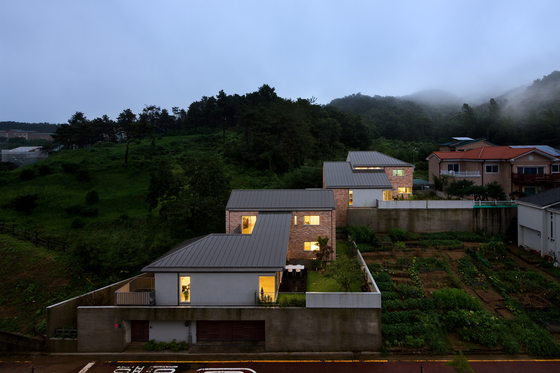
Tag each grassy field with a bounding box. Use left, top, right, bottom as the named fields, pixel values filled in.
left=0, top=234, right=96, bottom=336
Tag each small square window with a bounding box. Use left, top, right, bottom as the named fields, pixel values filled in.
left=485, top=165, right=499, bottom=173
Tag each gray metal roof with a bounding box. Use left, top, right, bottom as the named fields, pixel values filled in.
left=323, top=162, right=392, bottom=189
left=510, top=145, right=560, bottom=157
left=518, top=187, right=560, bottom=207
left=346, top=151, right=413, bottom=167
left=226, top=189, right=335, bottom=211
left=143, top=212, right=292, bottom=273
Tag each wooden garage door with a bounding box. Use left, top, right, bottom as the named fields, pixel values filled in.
left=131, top=320, right=150, bottom=342
left=197, top=321, right=265, bottom=341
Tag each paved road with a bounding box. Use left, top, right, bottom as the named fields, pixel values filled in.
left=2, top=358, right=560, bottom=373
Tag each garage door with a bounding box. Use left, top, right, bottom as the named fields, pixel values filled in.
left=197, top=321, right=265, bottom=341
left=522, top=226, right=541, bottom=252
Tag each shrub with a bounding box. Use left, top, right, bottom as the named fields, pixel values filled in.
left=61, top=162, right=80, bottom=173
left=433, top=288, right=482, bottom=311
left=388, top=228, right=407, bottom=241
left=65, top=205, right=83, bottom=215
left=38, top=164, right=52, bottom=176
left=346, top=224, right=377, bottom=244
left=0, top=162, right=18, bottom=171
left=394, top=241, right=406, bottom=250
left=357, top=243, right=375, bottom=252
left=76, top=169, right=91, bottom=182
left=278, top=294, right=306, bottom=307
left=10, top=194, right=39, bottom=215
left=85, top=190, right=99, bottom=205
left=19, top=168, right=36, bottom=181
left=80, top=207, right=98, bottom=217
left=71, top=217, right=85, bottom=229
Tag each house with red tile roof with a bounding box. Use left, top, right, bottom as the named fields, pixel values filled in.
left=426, top=146, right=560, bottom=196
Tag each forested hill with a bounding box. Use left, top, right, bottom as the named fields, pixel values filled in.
left=0, top=121, right=60, bottom=133
left=327, top=70, right=560, bottom=148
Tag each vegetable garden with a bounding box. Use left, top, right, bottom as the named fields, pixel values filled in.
left=346, top=225, right=560, bottom=356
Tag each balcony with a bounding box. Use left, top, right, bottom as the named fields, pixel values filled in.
left=512, top=173, right=560, bottom=185
left=440, top=170, right=480, bottom=177
left=114, top=276, right=155, bottom=306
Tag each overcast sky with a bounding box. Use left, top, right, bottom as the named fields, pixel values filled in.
left=1, top=1, right=559, bottom=124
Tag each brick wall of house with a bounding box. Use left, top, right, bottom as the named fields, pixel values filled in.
left=385, top=167, right=413, bottom=199
left=329, top=188, right=348, bottom=228
left=288, top=210, right=336, bottom=260
left=225, top=211, right=259, bottom=233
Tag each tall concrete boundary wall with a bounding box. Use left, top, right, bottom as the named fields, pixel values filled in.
left=348, top=207, right=517, bottom=236
left=77, top=306, right=381, bottom=353
left=46, top=273, right=150, bottom=353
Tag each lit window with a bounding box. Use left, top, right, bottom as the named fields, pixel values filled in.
left=304, top=216, right=320, bottom=225
left=354, top=166, right=383, bottom=170
left=398, top=187, right=412, bottom=194
left=349, top=190, right=353, bottom=206
left=242, top=216, right=256, bottom=234
left=294, top=216, right=297, bottom=225
left=304, top=242, right=320, bottom=251
left=383, top=190, right=393, bottom=201
left=485, top=165, right=499, bottom=173
left=180, top=276, right=190, bottom=302
left=259, top=276, right=276, bottom=302
left=393, top=169, right=404, bottom=176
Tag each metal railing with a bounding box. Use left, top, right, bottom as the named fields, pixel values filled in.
left=473, top=200, right=517, bottom=207
left=114, top=277, right=155, bottom=306
left=440, top=170, right=480, bottom=177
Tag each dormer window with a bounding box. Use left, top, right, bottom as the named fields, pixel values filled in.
left=242, top=216, right=256, bottom=234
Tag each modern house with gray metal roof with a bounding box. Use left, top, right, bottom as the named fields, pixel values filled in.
left=323, top=151, right=414, bottom=227
left=517, top=187, right=560, bottom=258
left=225, top=189, right=337, bottom=260
left=46, top=189, right=382, bottom=354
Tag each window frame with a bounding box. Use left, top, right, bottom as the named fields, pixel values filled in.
left=179, top=275, right=191, bottom=303
left=485, top=164, right=499, bottom=174
left=349, top=190, right=353, bottom=206
left=304, top=215, right=320, bottom=225
left=447, top=164, right=460, bottom=173
left=304, top=241, right=320, bottom=251
left=383, top=190, right=393, bottom=201
left=242, top=215, right=257, bottom=234
left=552, top=165, right=560, bottom=173
left=392, top=169, right=404, bottom=177
left=398, top=187, right=412, bottom=194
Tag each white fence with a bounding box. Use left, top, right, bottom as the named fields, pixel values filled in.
left=377, top=200, right=515, bottom=209
left=440, top=170, right=481, bottom=177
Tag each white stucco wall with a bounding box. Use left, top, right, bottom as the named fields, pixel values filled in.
left=149, top=320, right=197, bottom=344
left=155, top=272, right=279, bottom=306
left=351, top=189, right=384, bottom=207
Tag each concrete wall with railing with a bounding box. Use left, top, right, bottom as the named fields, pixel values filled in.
left=305, top=250, right=381, bottom=309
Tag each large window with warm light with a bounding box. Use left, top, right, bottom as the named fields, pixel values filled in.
left=258, top=276, right=276, bottom=302
left=304, top=241, right=320, bottom=251
left=304, top=216, right=320, bottom=225
left=383, top=190, right=393, bottom=201
left=179, top=276, right=191, bottom=303
left=398, top=187, right=412, bottom=194
left=242, top=216, right=256, bottom=234
left=393, top=169, right=404, bottom=176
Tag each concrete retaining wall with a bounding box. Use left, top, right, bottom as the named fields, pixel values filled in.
left=0, top=331, right=43, bottom=352
left=46, top=273, right=150, bottom=353
left=76, top=306, right=381, bottom=353
left=348, top=207, right=517, bottom=235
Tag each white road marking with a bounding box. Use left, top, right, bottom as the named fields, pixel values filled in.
left=78, top=362, right=96, bottom=373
